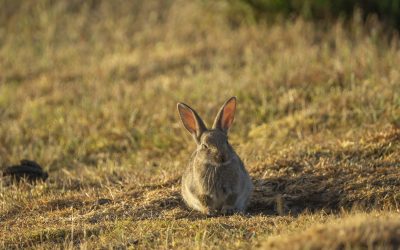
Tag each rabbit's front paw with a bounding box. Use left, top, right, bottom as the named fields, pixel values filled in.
left=221, top=206, right=237, bottom=215
left=199, top=195, right=217, bottom=215
left=200, top=194, right=213, bottom=207
left=205, top=208, right=218, bottom=216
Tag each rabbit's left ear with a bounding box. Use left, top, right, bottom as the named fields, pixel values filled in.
left=212, top=97, right=236, bottom=133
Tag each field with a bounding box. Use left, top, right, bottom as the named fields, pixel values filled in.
left=1, top=0, right=400, bottom=249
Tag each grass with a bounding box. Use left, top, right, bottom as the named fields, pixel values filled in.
left=262, top=211, right=400, bottom=249
left=0, top=0, right=400, bottom=249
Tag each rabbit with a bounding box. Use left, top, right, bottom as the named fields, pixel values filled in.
left=177, top=97, right=253, bottom=215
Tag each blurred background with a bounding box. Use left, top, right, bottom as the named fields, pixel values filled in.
left=0, top=0, right=399, bottom=181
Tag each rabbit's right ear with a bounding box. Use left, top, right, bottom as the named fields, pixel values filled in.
left=177, top=103, right=207, bottom=143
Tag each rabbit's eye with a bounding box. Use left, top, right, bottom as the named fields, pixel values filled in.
left=201, top=144, right=208, bottom=149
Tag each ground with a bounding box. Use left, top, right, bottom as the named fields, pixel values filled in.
left=0, top=0, right=400, bottom=249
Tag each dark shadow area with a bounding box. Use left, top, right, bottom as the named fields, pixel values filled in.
left=235, top=0, right=400, bottom=30
left=247, top=146, right=400, bottom=216
left=248, top=173, right=341, bottom=216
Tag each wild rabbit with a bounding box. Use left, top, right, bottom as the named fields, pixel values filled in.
left=177, top=97, right=253, bottom=215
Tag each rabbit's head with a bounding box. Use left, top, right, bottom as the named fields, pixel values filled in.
left=177, top=97, right=237, bottom=165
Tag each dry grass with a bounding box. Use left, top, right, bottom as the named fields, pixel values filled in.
left=263, top=212, right=400, bottom=250
left=0, top=0, right=400, bottom=249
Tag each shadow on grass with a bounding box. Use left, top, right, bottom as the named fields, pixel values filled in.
left=248, top=172, right=340, bottom=216
left=248, top=146, right=400, bottom=216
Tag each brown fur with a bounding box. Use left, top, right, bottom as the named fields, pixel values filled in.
left=178, top=97, right=253, bottom=215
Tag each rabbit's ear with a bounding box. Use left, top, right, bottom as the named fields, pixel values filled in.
left=177, top=103, right=207, bottom=143
left=212, top=97, right=236, bottom=133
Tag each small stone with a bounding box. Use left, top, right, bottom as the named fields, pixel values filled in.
left=2, top=159, right=48, bottom=183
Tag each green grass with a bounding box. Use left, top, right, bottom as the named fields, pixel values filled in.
left=1, top=0, right=400, bottom=249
